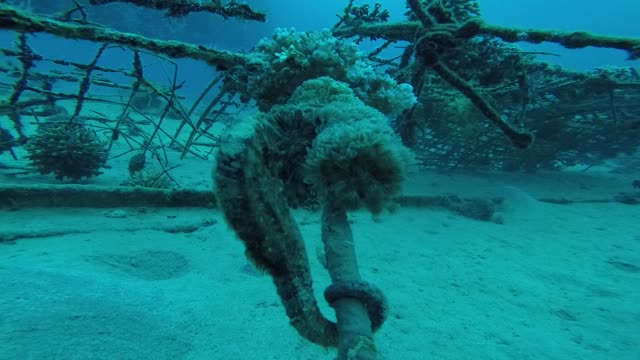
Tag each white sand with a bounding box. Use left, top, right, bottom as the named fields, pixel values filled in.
left=1, top=16, right=638, bottom=358
left=1, top=167, right=639, bottom=360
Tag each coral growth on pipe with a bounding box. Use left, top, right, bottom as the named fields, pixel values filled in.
left=213, top=77, right=410, bottom=359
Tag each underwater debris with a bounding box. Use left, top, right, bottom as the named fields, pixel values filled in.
left=0, top=4, right=249, bottom=70
left=0, top=127, right=18, bottom=160
left=0, top=184, right=215, bottom=208
left=333, top=0, right=640, bottom=150
left=123, top=166, right=174, bottom=189
left=330, top=1, right=640, bottom=170
left=213, top=76, right=413, bottom=358
left=89, top=0, right=266, bottom=21
left=333, top=10, right=640, bottom=59
left=614, top=191, right=640, bottom=205
left=399, top=194, right=503, bottom=222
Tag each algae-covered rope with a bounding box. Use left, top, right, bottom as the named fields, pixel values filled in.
left=213, top=77, right=404, bottom=359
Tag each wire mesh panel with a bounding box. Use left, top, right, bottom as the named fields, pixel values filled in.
left=0, top=29, right=241, bottom=187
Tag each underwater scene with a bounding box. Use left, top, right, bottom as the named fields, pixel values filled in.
left=0, top=0, right=639, bottom=359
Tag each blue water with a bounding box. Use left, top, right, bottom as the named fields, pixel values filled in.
left=1, top=1, right=639, bottom=359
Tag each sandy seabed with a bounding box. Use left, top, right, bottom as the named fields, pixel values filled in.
left=1, top=163, right=639, bottom=360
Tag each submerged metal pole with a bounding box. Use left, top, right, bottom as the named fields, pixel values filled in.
left=322, top=202, right=387, bottom=360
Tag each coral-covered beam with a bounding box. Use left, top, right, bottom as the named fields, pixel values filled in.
left=482, top=23, right=640, bottom=59
left=0, top=4, right=248, bottom=70
left=88, top=0, right=266, bottom=21
left=334, top=20, right=640, bottom=59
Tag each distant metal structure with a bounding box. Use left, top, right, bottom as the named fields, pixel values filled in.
left=411, top=51, right=640, bottom=171
left=334, top=0, right=640, bottom=172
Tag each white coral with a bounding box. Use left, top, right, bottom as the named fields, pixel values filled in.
left=242, top=28, right=416, bottom=117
